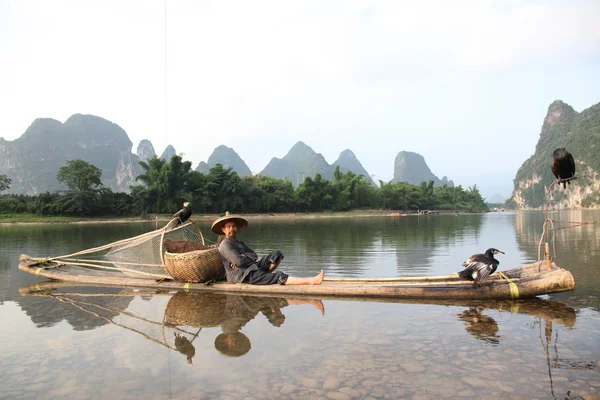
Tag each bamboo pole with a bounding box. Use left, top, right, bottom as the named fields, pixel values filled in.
left=324, top=272, right=509, bottom=283
left=24, top=256, right=170, bottom=280
left=59, top=258, right=164, bottom=268
left=324, top=274, right=462, bottom=282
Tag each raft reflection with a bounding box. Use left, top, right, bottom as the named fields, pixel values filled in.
left=19, top=283, right=577, bottom=364
left=19, top=283, right=325, bottom=362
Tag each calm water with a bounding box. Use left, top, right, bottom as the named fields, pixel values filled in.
left=1, top=211, right=599, bottom=399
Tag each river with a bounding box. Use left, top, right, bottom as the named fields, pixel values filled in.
left=1, top=211, right=599, bottom=399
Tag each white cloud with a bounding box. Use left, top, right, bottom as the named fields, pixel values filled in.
left=1, top=0, right=598, bottom=189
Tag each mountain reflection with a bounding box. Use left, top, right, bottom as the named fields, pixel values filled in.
left=384, top=214, right=484, bottom=275
left=16, top=285, right=133, bottom=330
left=247, top=218, right=386, bottom=277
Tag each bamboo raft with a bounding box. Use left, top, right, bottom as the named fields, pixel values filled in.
left=18, top=254, right=575, bottom=300
left=18, top=280, right=577, bottom=328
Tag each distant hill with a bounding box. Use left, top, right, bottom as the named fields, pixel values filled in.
left=136, top=139, right=156, bottom=162
left=487, top=193, right=507, bottom=204
left=507, top=100, right=600, bottom=209
left=194, top=145, right=251, bottom=176
left=1, top=114, right=465, bottom=196
left=159, top=145, right=176, bottom=161
left=0, top=114, right=143, bottom=195
left=392, top=151, right=454, bottom=186
left=332, top=150, right=376, bottom=185
left=259, top=141, right=335, bottom=185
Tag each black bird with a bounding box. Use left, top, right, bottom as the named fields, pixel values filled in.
left=457, top=248, right=504, bottom=287
left=173, top=202, right=192, bottom=225
left=174, top=332, right=196, bottom=364
left=551, top=148, right=575, bottom=189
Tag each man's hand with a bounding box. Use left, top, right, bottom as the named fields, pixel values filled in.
left=231, top=263, right=239, bottom=269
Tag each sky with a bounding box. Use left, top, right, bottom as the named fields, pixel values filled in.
left=1, top=0, right=599, bottom=200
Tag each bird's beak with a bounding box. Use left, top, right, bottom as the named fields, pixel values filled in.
left=496, top=250, right=505, bottom=254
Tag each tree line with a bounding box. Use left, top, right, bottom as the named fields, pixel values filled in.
left=0, top=156, right=488, bottom=217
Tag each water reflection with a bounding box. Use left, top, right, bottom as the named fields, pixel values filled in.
left=384, top=215, right=484, bottom=276
left=214, top=295, right=324, bottom=357
left=19, top=284, right=325, bottom=361
left=513, top=210, right=600, bottom=310
left=20, top=283, right=578, bottom=357
left=236, top=215, right=485, bottom=278
left=457, top=308, right=500, bottom=344
left=246, top=218, right=387, bottom=277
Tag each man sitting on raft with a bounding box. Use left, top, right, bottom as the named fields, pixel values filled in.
left=212, top=213, right=324, bottom=285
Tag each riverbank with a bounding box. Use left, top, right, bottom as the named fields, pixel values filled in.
left=0, top=209, right=486, bottom=225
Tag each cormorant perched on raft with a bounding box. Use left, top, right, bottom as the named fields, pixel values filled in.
left=457, top=248, right=504, bottom=287
left=173, top=202, right=192, bottom=225
left=551, top=148, right=575, bottom=189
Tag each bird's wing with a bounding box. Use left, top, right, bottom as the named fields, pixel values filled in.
left=462, top=254, right=486, bottom=267
left=567, top=153, right=575, bottom=174
left=463, top=262, right=495, bottom=284
left=462, top=260, right=484, bottom=270
left=551, top=159, right=560, bottom=179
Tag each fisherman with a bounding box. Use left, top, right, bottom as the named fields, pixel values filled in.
left=211, top=212, right=324, bottom=285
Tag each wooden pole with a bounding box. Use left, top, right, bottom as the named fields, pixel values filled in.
left=545, top=242, right=551, bottom=271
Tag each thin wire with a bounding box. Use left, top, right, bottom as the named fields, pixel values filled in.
left=165, top=7, right=173, bottom=396
left=164, top=0, right=168, bottom=145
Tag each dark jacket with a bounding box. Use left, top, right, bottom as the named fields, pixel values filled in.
left=218, top=238, right=259, bottom=283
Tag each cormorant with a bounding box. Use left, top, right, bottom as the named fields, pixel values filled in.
left=457, top=248, right=504, bottom=287
left=173, top=202, right=192, bottom=225
left=174, top=332, right=196, bottom=364
left=551, top=148, right=575, bottom=189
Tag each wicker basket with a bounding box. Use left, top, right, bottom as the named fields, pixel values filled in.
left=163, top=247, right=224, bottom=283
left=164, top=292, right=227, bottom=327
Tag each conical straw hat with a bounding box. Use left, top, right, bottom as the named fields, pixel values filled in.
left=211, top=211, right=248, bottom=234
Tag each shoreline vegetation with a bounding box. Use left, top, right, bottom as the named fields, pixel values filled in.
left=1, top=157, right=492, bottom=223
left=0, top=209, right=493, bottom=225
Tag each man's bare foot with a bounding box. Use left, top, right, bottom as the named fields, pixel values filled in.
left=284, top=270, right=325, bottom=286
left=312, top=270, right=324, bottom=285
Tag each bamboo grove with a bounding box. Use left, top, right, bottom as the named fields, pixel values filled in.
left=0, top=156, right=488, bottom=217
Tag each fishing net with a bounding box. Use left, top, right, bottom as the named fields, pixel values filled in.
left=37, top=218, right=209, bottom=280
left=33, top=290, right=208, bottom=365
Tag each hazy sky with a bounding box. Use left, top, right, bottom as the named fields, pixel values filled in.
left=1, top=0, right=599, bottom=199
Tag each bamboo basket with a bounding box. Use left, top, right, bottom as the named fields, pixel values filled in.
left=163, top=247, right=224, bottom=283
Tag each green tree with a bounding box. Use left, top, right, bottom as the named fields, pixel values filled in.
left=0, top=174, right=11, bottom=193
left=56, top=159, right=104, bottom=215
left=133, top=155, right=193, bottom=214
left=296, top=174, right=333, bottom=211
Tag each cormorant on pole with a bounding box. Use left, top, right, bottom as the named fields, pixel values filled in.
left=173, top=202, right=192, bottom=225
left=551, top=148, right=575, bottom=189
